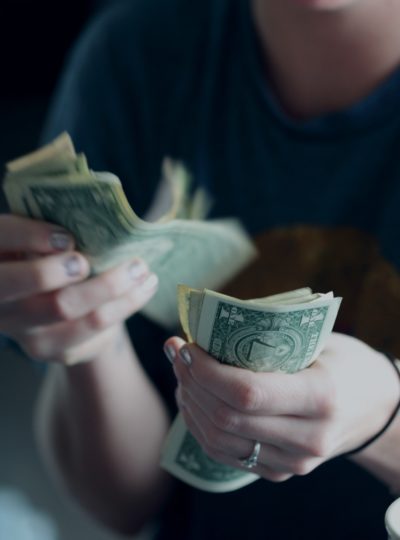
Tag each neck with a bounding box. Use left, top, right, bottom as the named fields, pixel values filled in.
left=252, top=0, right=400, bottom=118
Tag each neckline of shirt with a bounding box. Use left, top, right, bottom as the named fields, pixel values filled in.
left=239, top=0, right=400, bottom=138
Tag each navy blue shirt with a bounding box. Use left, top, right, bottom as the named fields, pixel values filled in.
left=43, top=0, right=400, bottom=538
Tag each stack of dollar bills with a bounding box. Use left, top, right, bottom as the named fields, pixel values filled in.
left=2, top=134, right=341, bottom=493
left=2, top=133, right=256, bottom=328
left=161, top=285, right=341, bottom=492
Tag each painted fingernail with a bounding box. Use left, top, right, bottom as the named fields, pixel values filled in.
left=164, top=344, right=176, bottom=364
left=141, top=274, right=158, bottom=292
left=128, top=260, right=147, bottom=280
left=63, top=255, right=83, bottom=277
left=179, top=347, right=192, bottom=366
left=50, top=231, right=72, bottom=251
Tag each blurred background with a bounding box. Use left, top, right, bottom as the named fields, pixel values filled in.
left=0, top=1, right=150, bottom=538
left=0, top=0, right=104, bottom=165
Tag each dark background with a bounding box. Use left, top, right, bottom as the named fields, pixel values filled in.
left=0, top=0, right=98, bottom=99
left=0, top=0, right=113, bottom=166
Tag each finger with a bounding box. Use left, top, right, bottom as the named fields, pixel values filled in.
left=176, top=386, right=209, bottom=447
left=249, top=443, right=322, bottom=479
left=0, top=252, right=90, bottom=302
left=251, top=465, right=292, bottom=483
left=58, top=324, right=123, bottom=366
left=52, top=259, right=151, bottom=320
left=175, top=350, right=335, bottom=458
left=0, top=258, right=150, bottom=329
left=178, top=385, right=304, bottom=478
left=172, top=342, right=329, bottom=417
left=178, top=384, right=253, bottom=460
left=179, top=371, right=321, bottom=453
left=183, top=387, right=323, bottom=478
left=16, top=273, right=158, bottom=362
left=0, top=215, right=74, bottom=254
left=176, top=385, right=245, bottom=470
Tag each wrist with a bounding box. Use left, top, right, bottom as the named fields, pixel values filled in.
left=56, top=325, right=137, bottom=405
left=343, top=352, right=400, bottom=457
left=63, top=323, right=127, bottom=367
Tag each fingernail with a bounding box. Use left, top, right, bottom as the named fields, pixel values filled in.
left=164, top=344, right=176, bottom=364
left=50, top=231, right=72, bottom=251
left=141, top=274, right=158, bottom=292
left=63, top=255, right=83, bottom=277
left=128, top=260, right=147, bottom=280
left=179, top=347, right=192, bottom=366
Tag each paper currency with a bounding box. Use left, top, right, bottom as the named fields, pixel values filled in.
left=161, top=285, right=341, bottom=492
left=2, top=133, right=256, bottom=328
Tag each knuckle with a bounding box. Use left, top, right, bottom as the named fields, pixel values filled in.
left=36, top=225, right=54, bottom=251
left=100, top=271, right=123, bottom=298
left=201, top=424, right=225, bottom=455
left=315, top=381, right=336, bottom=419
left=207, top=430, right=227, bottom=453
left=235, top=379, right=262, bottom=412
left=86, top=308, right=109, bottom=331
left=211, top=405, right=239, bottom=433
left=48, top=291, right=75, bottom=321
left=304, top=432, right=331, bottom=458
left=202, top=442, right=221, bottom=462
left=289, top=458, right=314, bottom=476
left=26, top=261, right=49, bottom=290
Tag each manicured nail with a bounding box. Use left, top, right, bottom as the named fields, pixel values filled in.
left=179, top=347, right=192, bottom=366
left=128, top=260, right=147, bottom=280
left=164, top=344, right=176, bottom=364
left=63, top=255, right=83, bottom=277
left=141, top=274, right=158, bottom=292
left=50, top=231, right=72, bottom=251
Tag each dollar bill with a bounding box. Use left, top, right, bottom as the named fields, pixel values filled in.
left=161, top=286, right=341, bottom=492
left=2, top=133, right=256, bottom=328
left=6, top=132, right=76, bottom=173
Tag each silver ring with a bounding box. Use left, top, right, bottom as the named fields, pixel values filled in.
left=238, top=441, right=261, bottom=469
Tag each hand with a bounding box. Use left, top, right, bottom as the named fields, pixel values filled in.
left=0, top=215, right=158, bottom=365
left=166, top=332, right=400, bottom=482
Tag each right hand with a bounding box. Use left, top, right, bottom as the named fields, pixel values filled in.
left=0, top=215, right=158, bottom=365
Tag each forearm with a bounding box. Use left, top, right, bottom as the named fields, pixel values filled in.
left=35, top=323, right=173, bottom=535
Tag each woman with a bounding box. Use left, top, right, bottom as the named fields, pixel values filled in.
left=1, top=0, right=400, bottom=537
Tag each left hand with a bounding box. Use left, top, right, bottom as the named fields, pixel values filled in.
left=165, top=332, right=400, bottom=482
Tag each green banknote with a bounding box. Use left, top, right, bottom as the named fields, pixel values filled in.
left=2, top=133, right=256, bottom=328
left=161, top=286, right=341, bottom=492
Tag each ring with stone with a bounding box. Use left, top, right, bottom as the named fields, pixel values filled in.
left=238, top=441, right=261, bottom=469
